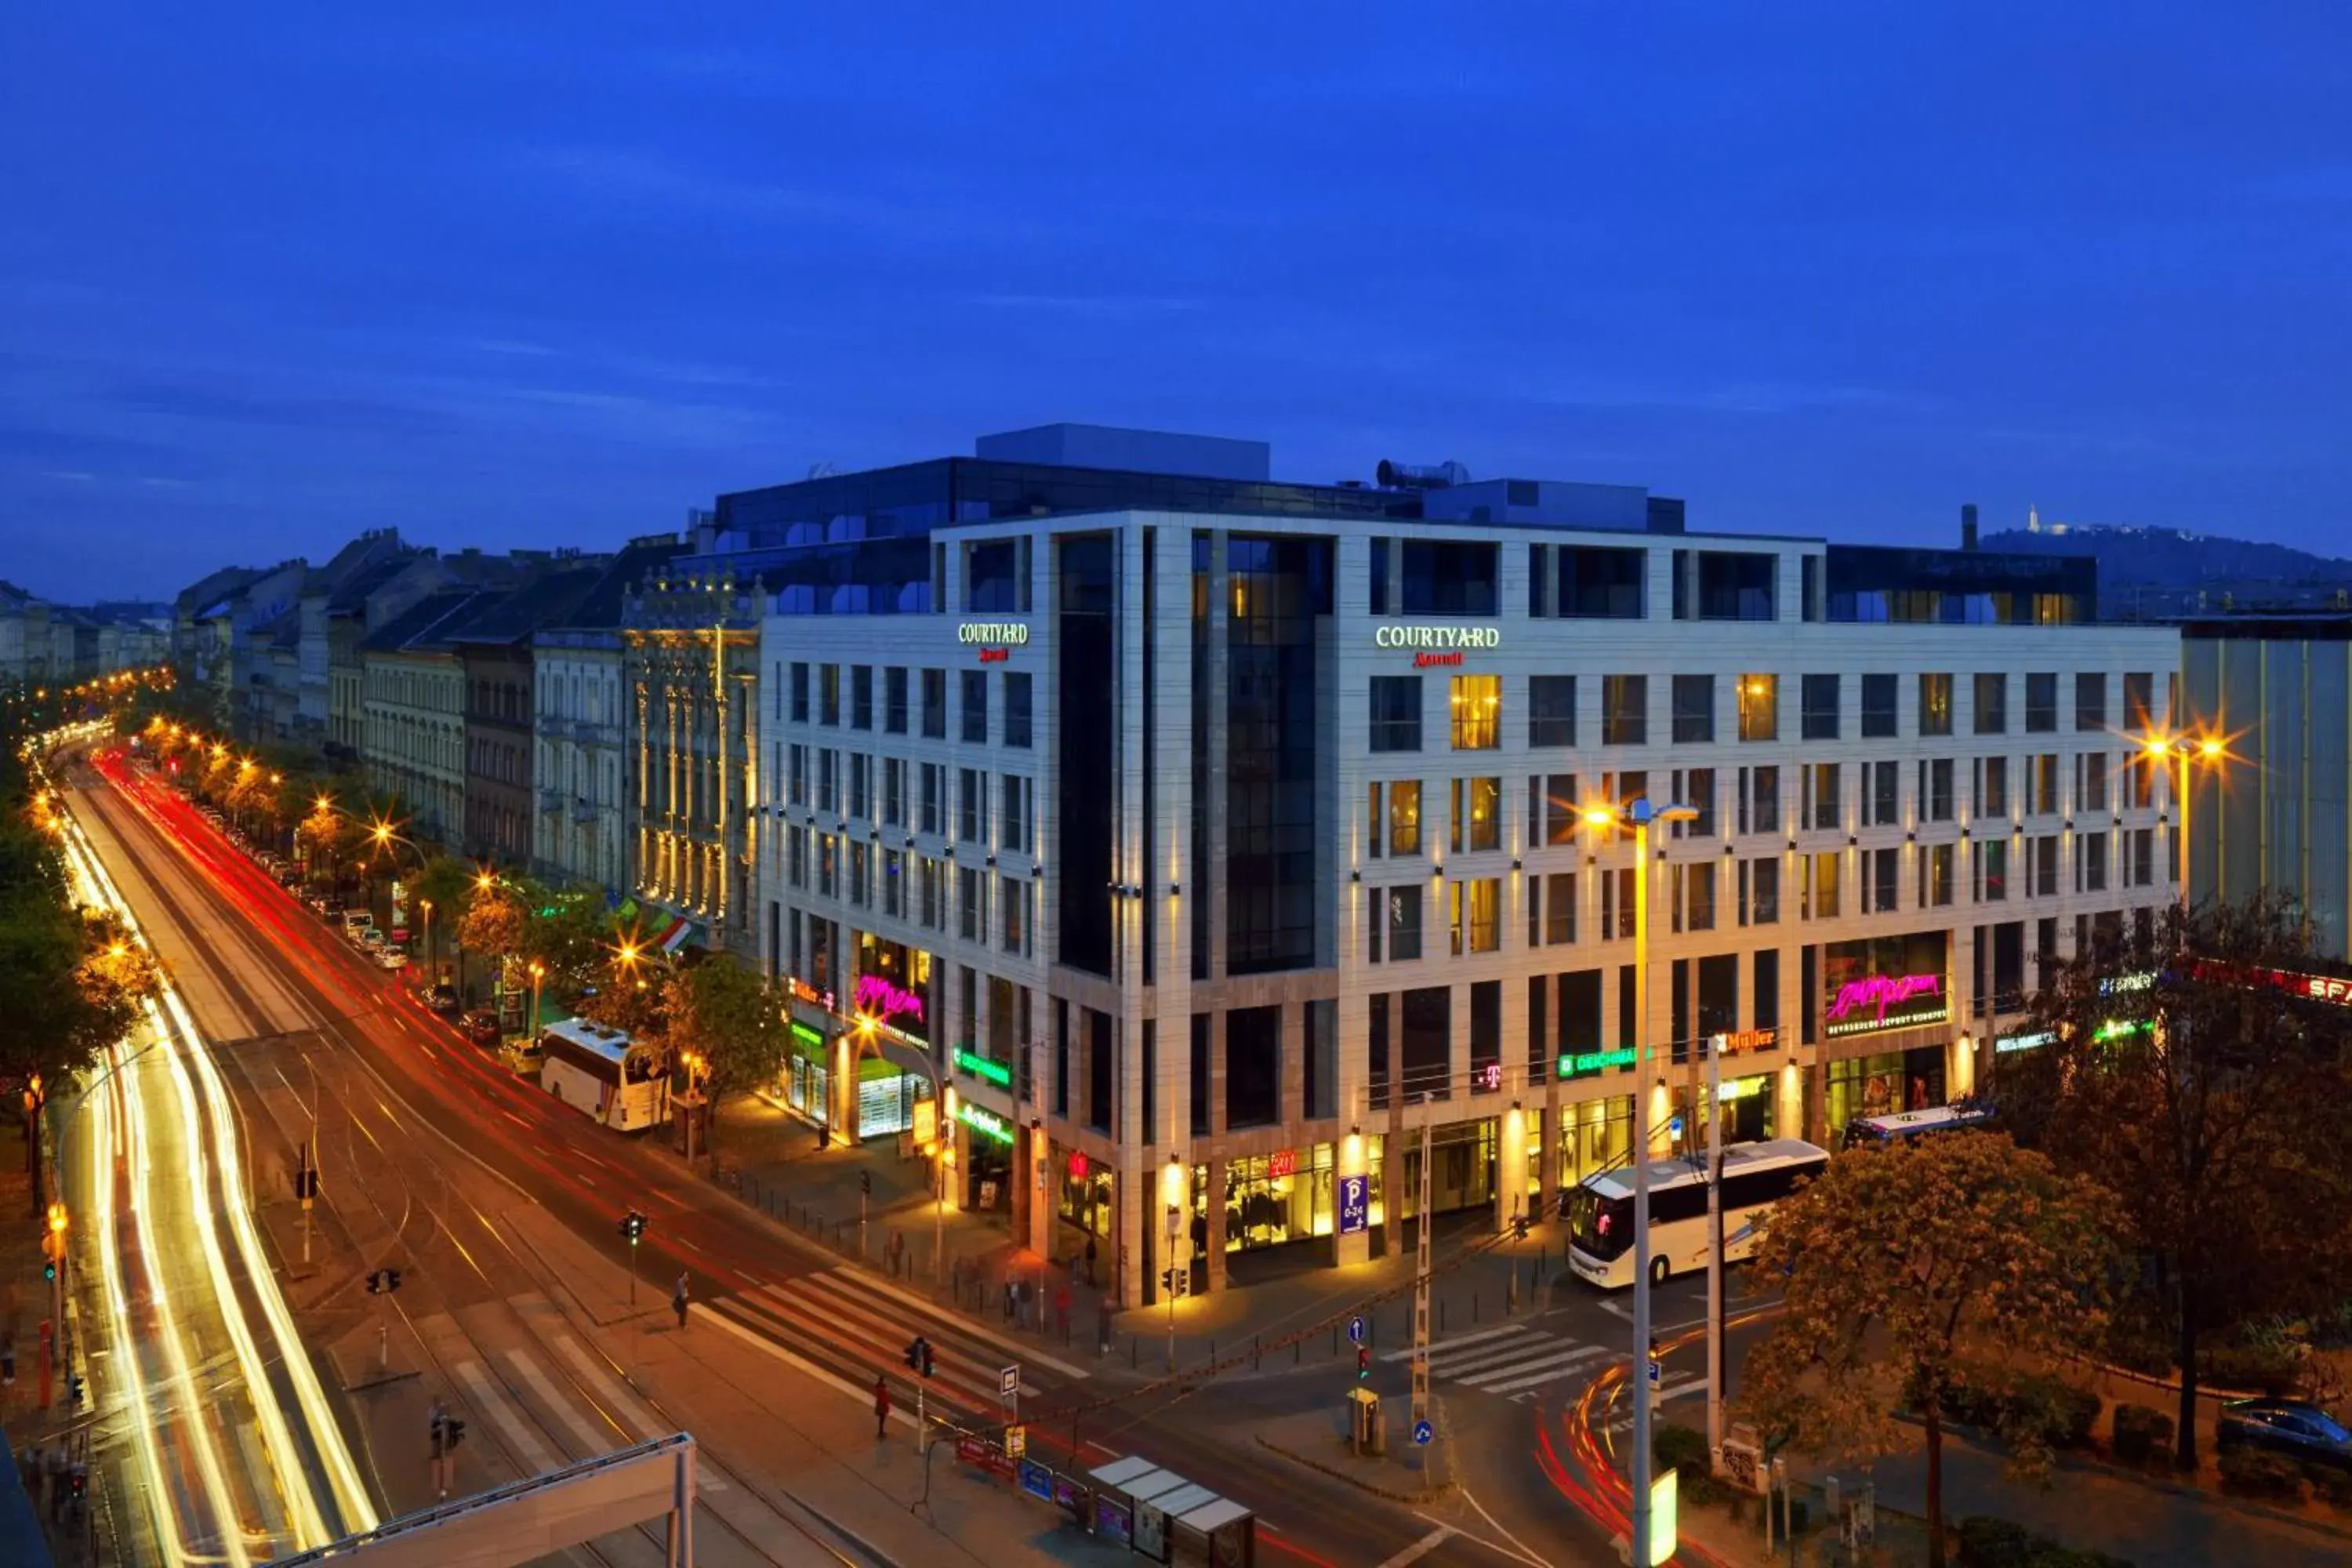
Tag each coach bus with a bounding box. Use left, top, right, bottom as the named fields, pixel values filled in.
left=1566, top=1138, right=1831, bottom=1290
left=537, top=1018, right=670, bottom=1132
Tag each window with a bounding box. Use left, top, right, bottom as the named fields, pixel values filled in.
left=1450, top=878, right=1501, bottom=955
left=1742, top=858, right=1780, bottom=924
left=920, top=762, right=942, bottom=834
left=817, top=749, right=837, bottom=813
left=1919, top=673, right=1954, bottom=736
left=851, top=666, right=873, bottom=730
left=1451, top=776, right=1501, bottom=853
left=1388, top=780, right=1422, bottom=855
left=1977, top=838, right=2009, bottom=902
left=1737, top=674, right=1779, bottom=742
left=818, top=833, right=838, bottom=896
left=1870, top=760, right=1900, bottom=826
left=820, top=664, right=841, bottom=726
left=1001, top=775, right=1030, bottom=853
left=2127, top=826, right=2155, bottom=887
left=1002, top=875, right=1027, bottom=954
left=957, top=767, right=982, bottom=841
left=789, top=662, right=810, bottom=724
left=2123, top=672, right=2154, bottom=733
left=1544, top=872, right=1577, bottom=945
left=2075, top=672, right=2107, bottom=733
left=1367, top=782, right=1384, bottom=859
left=885, top=666, right=908, bottom=733
left=1671, top=675, right=1715, bottom=744
left=848, top=841, right=869, bottom=906
left=1923, top=842, right=1955, bottom=907
left=1802, top=673, right=1841, bottom=740
left=849, top=753, right=869, bottom=818
left=787, top=743, right=808, bottom=807
left=884, top=849, right=903, bottom=916
left=960, top=669, right=989, bottom=745
left=2026, top=673, right=2057, bottom=733
left=1869, top=847, right=1899, bottom=913
left=921, top=668, right=946, bottom=739
left=1401, top=540, right=1498, bottom=615
left=2076, top=752, right=2107, bottom=812
left=1807, top=762, right=1841, bottom=831
left=1745, top=764, right=1781, bottom=835
left=1602, top=676, right=1647, bottom=746
left=1370, top=676, right=1422, bottom=753
left=1804, top=851, right=1842, bottom=920
left=1004, top=672, right=1033, bottom=749
left=884, top=757, right=903, bottom=826
left=1450, top=675, right=1501, bottom=750
left=1694, top=550, right=1777, bottom=621
left=2125, top=751, right=2156, bottom=811
left=1537, top=774, right=1579, bottom=845
left=1370, top=537, right=1390, bottom=615
left=1376, top=885, right=1423, bottom=962
left=2078, top=831, right=2108, bottom=893
left=1973, top=673, right=2007, bottom=735
left=1556, top=546, right=1646, bottom=619
left=2032, top=834, right=2059, bottom=898
left=1682, top=767, right=1717, bottom=837
left=1860, top=673, right=1898, bottom=739
left=1922, top=757, right=1955, bottom=822
left=2030, top=754, right=2060, bottom=815
left=1529, top=675, right=1576, bottom=746
left=958, top=865, right=985, bottom=942
left=1675, top=862, right=1717, bottom=932
left=1599, top=866, right=1635, bottom=938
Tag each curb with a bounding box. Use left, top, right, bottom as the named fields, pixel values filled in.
left=1253, top=1433, right=1456, bottom=1504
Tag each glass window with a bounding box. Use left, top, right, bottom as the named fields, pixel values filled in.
left=1370, top=537, right=1389, bottom=615
left=1677, top=862, right=1717, bottom=931
left=1602, top=675, right=1647, bottom=746
left=1860, top=673, right=1898, bottom=739
left=1871, top=759, right=1900, bottom=826
left=1529, top=675, right=1576, bottom=747
left=884, top=666, right=908, bottom=733
left=1978, top=838, right=2010, bottom=902
left=2026, top=672, right=2058, bottom=733
left=921, top=668, right=946, bottom=739
left=1805, top=851, right=1842, bottom=920
left=957, top=767, right=982, bottom=841
left=851, top=666, right=873, bottom=730
left=1451, top=776, right=1501, bottom=853
left=1750, top=764, right=1781, bottom=835
left=960, top=669, right=989, bottom=745
left=1370, top=676, right=1422, bottom=753
left=920, top=762, right=941, bottom=833
left=1000, top=775, right=1029, bottom=853
left=2031, top=754, right=2060, bottom=815
left=1870, top=847, right=1899, bottom=913
left=1745, top=858, right=1780, bottom=924
left=1918, top=673, right=1954, bottom=737
left=1925, top=842, right=1955, bottom=906
left=790, top=662, right=810, bottom=724
left=1978, top=756, right=2009, bottom=818
left=1385, top=885, right=1422, bottom=961
left=2082, top=752, right=2110, bottom=812
left=2075, top=671, right=2107, bottom=733
left=1544, top=871, right=1576, bottom=945
left=1802, top=673, right=1840, bottom=741
left=1401, top=541, right=1498, bottom=615
left=1696, top=551, right=1777, bottom=621
left=2032, top=834, right=2060, bottom=897
left=1450, top=675, right=1501, bottom=750
left=1388, top=780, right=1422, bottom=855
left=819, top=664, right=841, bottom=726
left=1922, top=757, right=1955, bottom=821
left=1450, top=877, right=1501, bottom=955
left=1672, top=675, right=1715, bottom=744
left=1807, top=762, right=1842, bottom=830
left=2123, top=672, right=2154, bottom=733
left=1556, top=546, right=1646, bottom=619
left=1004, top=671, right=1033, bottom=749
left=1738, top=674, right=1778, bottom=742
left=1973, top=673, right=2007, bottom=735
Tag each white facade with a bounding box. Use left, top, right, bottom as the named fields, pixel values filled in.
left=757, top=509, right=2180, bottom=1308
left=362, top=651, right=466, bottom=843
left=533, top=633, right=629, bottom=891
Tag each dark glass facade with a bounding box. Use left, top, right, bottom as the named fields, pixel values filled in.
left=1823, top=545, right=2094, bottom=625
left=1225, top=535, right=1330, bottom=975
left=1057, top=534, right=1117, bottom=976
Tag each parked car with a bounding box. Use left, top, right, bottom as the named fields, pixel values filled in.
left=358, top=927, right=387, bottom=950
left=2218, top=1399, right=2352, bottom=1472
left=426, top=982, right=461, bottom=1015
left=341, top=909, right=370, bottom=936
left=375, top=949, right=408, bottom=971
left=460, top=1009, right=502, bottom=1047
left=304, top=893, right=330, bottom=915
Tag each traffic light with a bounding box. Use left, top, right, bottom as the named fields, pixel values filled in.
left=366, top=1268, right=403, bottom=1294
left=1356, top=1346, right=1371, bottom=1381
left=1512, top=1213, right=1530, bottom=1241
left=67, top=1372, right=84, bottom=1407
left=860, top=1170, right=873, bottom=1198
left=903, top=1336, right=922, bottom=1372
left=619, top=1210, right=647, bottom=1243
left=920, top=1341, right=935, bottom=1380
left=445, top=1417, right=466, bottom=1453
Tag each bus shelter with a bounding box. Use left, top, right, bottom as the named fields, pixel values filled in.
left=1088, top=1455, right=1254, bottom=1566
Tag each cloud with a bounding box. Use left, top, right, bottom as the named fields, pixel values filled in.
left=105, top=382, right=459, bottom=437
left=975, top=294, right=1207, bottom=319
left=40, top=470, right=95, bottom=482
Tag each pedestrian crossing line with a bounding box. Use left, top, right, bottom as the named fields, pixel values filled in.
left=724, top=1290, right=1000, bottom=1414
left=506, top=1347, right=612, bottom=1457
left=698, top=1303, right=920, bottom=1431
left=848, top=1268, right=1092, bottom=1380
left=1425, top=1337, right=1570, bottom=1377
left=453, top=1359, right=558, bottom=1476
left=1472, top=1346, right=1609, bottom=1395
left=791, top=1272, right=1050, bottom=1396
left=1381, top=1323, right=1529, bottom=1363
left=768, top=1276, right=1034, bottom=1399
left=740, top=1285, right=1004, bottom=1405
left=548, top=1334, right=730, bottom=1494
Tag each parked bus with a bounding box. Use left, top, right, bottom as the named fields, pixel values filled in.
left=1842, top=1101, right=1996, bottom=1150
left=537, top=1019, right=670, bottom=1132
left=1567, top=1138, right=1831, bottom=1290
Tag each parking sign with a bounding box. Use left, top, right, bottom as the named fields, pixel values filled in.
left=1338, top=1174, right=1370, bottom=1236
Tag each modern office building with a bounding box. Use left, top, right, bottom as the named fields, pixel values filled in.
left=2180, top=614, right=2352, bottom=959
left=749, top=434, right=2181, bottom=1309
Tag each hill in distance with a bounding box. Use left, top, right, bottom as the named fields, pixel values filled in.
left=1983, top=521, right=2352, bottom=592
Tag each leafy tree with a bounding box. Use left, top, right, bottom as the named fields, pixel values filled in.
left=458, top=882, right=528, bottom=974
left=2008, top=893, right=2352, bottom=1468
left=294, top=801, right=354, bottom=886
left=660, top=956, right=786, bottom=1150
left=1737, top=1135, right=2118, bottom=1568
left=575, top=956, right=667, bottom=1040
left=407, top=855, right=478, bottom=973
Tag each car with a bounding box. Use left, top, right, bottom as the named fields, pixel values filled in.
left=358, top=927, right=387, bottom=949
left=2218, top=1399, right=2352, bottom=1472
left=374, top=949, right=408, bottom=971
left=341, top=909, right=370, bottom=935
left=426, top=982, right=461, bottom=1015
left=459, top=1009, right=502, bottom=1047
left=305, top=893, right=330, bottom=915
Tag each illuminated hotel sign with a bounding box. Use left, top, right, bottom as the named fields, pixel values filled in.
left=1559, top=1046, right=1637, bottom=1080
left=954, top=1048, right=1012, bottom=1089
left=1374, top=624, right=1500, bottom=668
left=958, top=622, right=1029, bottom=662
left=1825, top=973, right=1949, bottom=1038
left=1995, top=1030, right=2055, bottom=1055
left=959, top=1102, right=1015, bottom=1145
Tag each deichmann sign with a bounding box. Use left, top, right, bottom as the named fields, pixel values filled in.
left=1559, top=1046, right=1637, bottom=1080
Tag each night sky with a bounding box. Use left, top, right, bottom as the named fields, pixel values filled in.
left=4, top=5, right=2346, bottom=601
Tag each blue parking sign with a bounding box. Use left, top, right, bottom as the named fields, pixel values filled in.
left=1338, top=1174, right=1370, bottom=1236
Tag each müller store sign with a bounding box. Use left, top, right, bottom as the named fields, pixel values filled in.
left=1374, top=624, right=1501, bottom=668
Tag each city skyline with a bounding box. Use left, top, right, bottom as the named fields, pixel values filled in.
left=7, top=5, right=2349, bottom=601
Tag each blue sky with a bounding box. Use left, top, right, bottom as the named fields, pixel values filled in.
left=3, top=5, right=2346, bottom=601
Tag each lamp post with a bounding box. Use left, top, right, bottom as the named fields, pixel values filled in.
left=419, top=898, right=434, bottom=985
left=1586, top=794, right=1697, bottom=1568
left=528, top=961, right=546, bottom=1042
left=2143, top=733, right=2223, bottom=915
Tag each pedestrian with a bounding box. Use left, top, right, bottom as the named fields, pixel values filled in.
left=672, top=1272, right=689, bottom=1331
left=1002, top=1278, right=1015, bottom=1323
left=1084, top=1234, right=1098, bottom=1289
left=873, top=1374, right=891, bottom=1439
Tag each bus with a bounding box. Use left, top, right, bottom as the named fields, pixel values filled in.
left=537, top=1019, right=670, bottom=1132
left=1566, top=1138, right=1831, bottom=1290
left=1842, top=1101, right=1996, bottom=1150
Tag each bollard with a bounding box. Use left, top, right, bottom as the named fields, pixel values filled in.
left=1294, top=1336, right=1301, bottom=1366
left=1252, top=1334, right=1261, bottom=1371
left=1439, top=1299, right=1446, bottom=1334
left=1131, top=1337, right=1138, bottom=1370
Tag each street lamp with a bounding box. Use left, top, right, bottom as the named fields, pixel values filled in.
left=2140, top=733, right=2226, bottom=913
left=527, top=961, right=546, bottom=1040
left=419, top=898, right=434, bottom=984
left=1584, top=794, right=1697, bottom=1568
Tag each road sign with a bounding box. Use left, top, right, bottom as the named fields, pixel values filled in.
left=1412, top=1419, right=1433, bottom=1446
left=1164, top=1203, right=1181, bottom=1241
left=1646, top=1356, right=1662, bottom=1387
left=1338, top=1174, right=1370, bottom=1236
left=1347, top=1315, right=1366, bottom=1346
left=1005, top=1424, right=1027, bottom=1460
left=1000, top=1363, right=1020, bottom=1397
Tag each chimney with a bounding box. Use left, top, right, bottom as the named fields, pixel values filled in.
left=1961, top=503, right=1979, bottom=552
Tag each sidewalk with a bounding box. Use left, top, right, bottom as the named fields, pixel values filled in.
left=2, top=1118, right=94, bottom=1566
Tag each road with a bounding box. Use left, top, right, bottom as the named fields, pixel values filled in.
left=62, top=746, right=1573, bottom=1567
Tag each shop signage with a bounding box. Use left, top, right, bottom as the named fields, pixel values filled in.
left=1374, top=625, right=1501, bottom=652
left=960, top=622, right=1028, bottom=662
left=2187, top=958, right=2352, bottom=1008
left=853, top=973, right=924, bottom=1024
left=956, top=1435, right=989, bottom=1467
left=960, top=1102, right=1015, bottom=1145
left=1475, top=1062, right=1504, bottom=1091
left=954, top=1047, right=1012, bottom=1088
left=789, top=1020, right=826, bottom=1053
left=1715, top=1076, right=1766, bottom=1102
left=787, top=976, right=836, bottom=1011
left=913, top=1098, right=938, bottom=1146
left=1559, top=1046, right=1637, bottom=1080
left=1824, top=973, right=1950, bottom=1038
left=1995, top=1030, right=2055, bottom=1055
left=1716, top=1028, right=1777, bottom=1054
left=1338, top=1174, right=1370, bottom=1236
left=2094, top=1018, right=2154, bottom=1043
left=1268, top=1148, right=1297, bottom=1179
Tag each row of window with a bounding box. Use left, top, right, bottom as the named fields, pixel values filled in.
left=535, top=670, right=622, bottom=728
left=781, top=661, right=1036, bottom=750
left=780, top=829, right=1038, bottom=958
left=781, top=746, right=1037, bottom=853
left=1370, top=670, right=2167, bottom=753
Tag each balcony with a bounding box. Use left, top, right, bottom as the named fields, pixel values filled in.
left=572, top=797, right=601, bottom=824
left=539, top=789, right=564, bottom=815
left=573, top=721, right=600, bottom=743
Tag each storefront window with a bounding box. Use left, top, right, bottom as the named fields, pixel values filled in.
left=1058, top=1158, right=1114, bottom=1237
left=1824, top=1051, right=1916, bottom=1132
left=1559, top=1094, right=1634, bottom=1189
left=1712, top=1073, right=1776, bottom=1144
left=855, top=1057, right=916, bottom=1139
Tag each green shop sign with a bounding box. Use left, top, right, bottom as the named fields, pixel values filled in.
left=1559, top=1047, right=1637, bottom=1080
left=954, top=1047, right=1012, bottom=1088
left=789, top=1020, right=826, bottom=1054
left=959, top=1102, right=1015, bottom=1145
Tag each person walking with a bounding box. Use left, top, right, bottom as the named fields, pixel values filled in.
left=873, top=1374, right=891, bottom=1440
left=671, top=1272, right=689, bottom=1331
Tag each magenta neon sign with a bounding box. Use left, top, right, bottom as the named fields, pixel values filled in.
left=853, top=973, right=924, bottom=1024
left=1825, top=972, right=1947, bottom=1036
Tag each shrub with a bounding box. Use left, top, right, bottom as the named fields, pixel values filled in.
left=2217, top=1446, right=2306, bottom=1502
left=1651, top=1421, right=1711, bottom=1481
left=2203, top=1341, right=2303, bottom=1396
left=2109, top=1403, right=2174, bottom=1467
left=1955, top=1515, right=2035, bottom=1568
left=2308, top=1465, right=2352, bottom=1512
left=1932, top=1373, right=2099, bottom=1449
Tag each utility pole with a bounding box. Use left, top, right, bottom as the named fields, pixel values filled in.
left=1410, top=1094, right=1432, bottom=1453
left=1706, top=1036, right=1726, bottom=1463
left=1163, top=1200, right=1181, bottom=1372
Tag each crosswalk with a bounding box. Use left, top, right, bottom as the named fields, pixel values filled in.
left=1377, top=1319, right=1711, bottom=1410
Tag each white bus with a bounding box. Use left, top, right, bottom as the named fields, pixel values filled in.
left=1566, top=1138, right=1831, bottom=1290
left=537, top=1019, right=670, bottom=1132
left=1842, top=1101, right=1996, bottom=1150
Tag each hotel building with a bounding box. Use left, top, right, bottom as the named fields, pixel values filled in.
left=750, top=430, right=2180, bottom=1308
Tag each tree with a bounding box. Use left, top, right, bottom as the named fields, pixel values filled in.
left=1737, top=1135, right=2118, bottom=1568
left=294, top=802, right=354, bottom=887
left=2008, top=893, right=2352, bottom=1469
left=660, top=956, right=786, bottom=1151
left=458, top=883, right=528, bottom=975
left=576, top=956, right=667, bottom=1040
left=517, top=887, right=612, bottom=1002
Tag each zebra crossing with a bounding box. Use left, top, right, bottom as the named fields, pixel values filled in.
left=1377, top=1319, right=1714, bottom=1409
